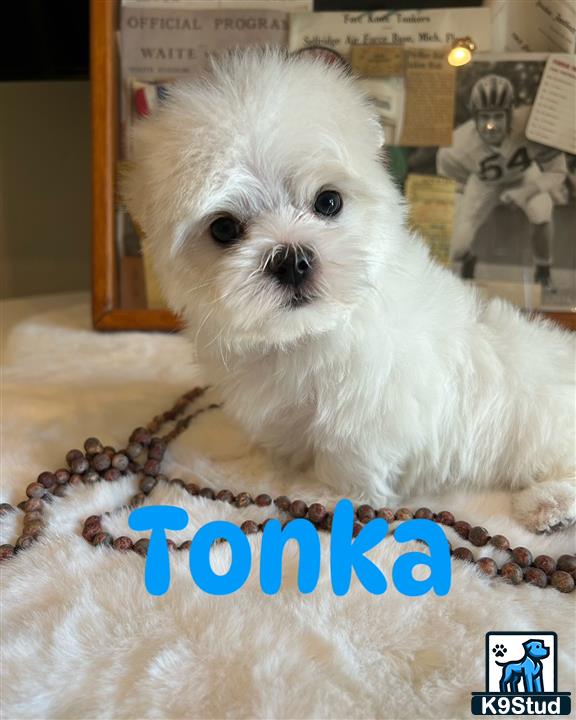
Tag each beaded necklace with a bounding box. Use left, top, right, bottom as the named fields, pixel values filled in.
left=1, top=386, right=575, bottom=593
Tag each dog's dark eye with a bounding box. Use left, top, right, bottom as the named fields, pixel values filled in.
left=210, top=216, right=242, bottom=245
left=314, top=190, right=342, bottom=217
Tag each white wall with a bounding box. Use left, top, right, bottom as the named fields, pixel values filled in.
left=0, top=80, right=91, bottom=298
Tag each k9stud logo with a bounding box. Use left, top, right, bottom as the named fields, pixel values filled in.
left=471, top=632, right=571, bottom=715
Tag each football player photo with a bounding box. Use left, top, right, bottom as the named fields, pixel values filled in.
left=436, top=58, right=575, bottom=303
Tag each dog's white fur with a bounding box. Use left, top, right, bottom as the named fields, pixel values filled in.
left=124, top=49, right=576, bottom=532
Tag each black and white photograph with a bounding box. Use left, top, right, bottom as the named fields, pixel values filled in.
left=405, top=55, right=576, bottom=312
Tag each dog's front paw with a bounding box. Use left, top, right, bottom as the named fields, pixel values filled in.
left=512, top=479, right=576, bottom=533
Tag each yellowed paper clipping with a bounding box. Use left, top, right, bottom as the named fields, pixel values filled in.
left=405, top=174, right=456, bottom=265
left=400, top=48, right=456, bottom=147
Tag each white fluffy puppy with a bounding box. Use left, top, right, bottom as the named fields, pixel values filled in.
left=124, top=49, right=575, bottom=532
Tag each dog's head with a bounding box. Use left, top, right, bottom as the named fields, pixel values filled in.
left=123, top=48, right=406, bottom=352
left=523, top=640, right=549, bottom=659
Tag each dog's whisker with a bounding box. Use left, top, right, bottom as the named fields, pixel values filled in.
left=193, top=305, right=216, bottom=348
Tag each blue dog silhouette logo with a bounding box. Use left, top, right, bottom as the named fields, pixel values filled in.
left=495, top=638, right=549, bottom=693
left=471, top=632, right=571, bottom=715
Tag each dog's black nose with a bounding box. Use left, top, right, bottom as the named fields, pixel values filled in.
left=268, top=246, right=314, bottom=288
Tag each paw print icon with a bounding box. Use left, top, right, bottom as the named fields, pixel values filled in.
left=492, top=644, right=507, bottom=658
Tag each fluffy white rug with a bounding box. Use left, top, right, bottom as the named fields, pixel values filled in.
left=1, top=294, right=574, bottom=719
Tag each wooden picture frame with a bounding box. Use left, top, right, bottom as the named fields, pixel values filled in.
left=91, top=0, right=181, bottom=331
left=90, top=0, right=575, bottom=332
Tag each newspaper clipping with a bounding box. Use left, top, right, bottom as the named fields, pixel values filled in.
left=349, top=46, right=456, bottom=147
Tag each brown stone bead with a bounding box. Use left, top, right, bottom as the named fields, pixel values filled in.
left=23, top=511, right=43, bottom=525
left=26, top=483, right=46, bottom=499
left=103, top=468, right=121, bottom=483
left=453, top=521, right=470, bottom=540
left=235, top=492, right=253, bottom=508
left=557, top=555, right=576, bottom=574
left=274, top=496, right=291, bottom=511
left=22, top=510, right=44, bottom=527
left=37, top=472, right=57, bottom=489
left=68, top=474, right=83, bottom=486
left=500, top=562, right=523, bottom=584
left=16, top=535, right=36, bottom=551
left=17, top=501, right=28, bottom=511
left=52, top=485, right=68, bottom=497
left=168, top=478, right=184, bottom=488
left=435, top=510, right=455, bottom=526
left=130, top=427, right=151, bottom=446
left=166, top=539, right=177, bottom=551
left=84, top=437, right=104, bottom=456
left=319, top=512, right=333, bottom=531
left=66, top=449, right=84, bottom=466
left=476, top=557, right=498, bottom=577
left=469, top=526, right=490, bottom=547
left=54, top=469, right=70, bottom=485
left=289, top=499, right=308, bottom=518
left=133, top=538, right=149, bottom=556
left=241, top=520, right=259, bottom=534
left=126, top=442, right=143, bottom=460
left=92, top=453, right=111, bottom=472
left=23, top=498, right=43, bottom=513
left=0, top=503, right=15, bottom=516
left=143, top=459, right=160, bottom=476
left=22, top=522, right=44, bottom=538
left=178, top=540, right=192, bottom=551
left=92, top=532, right=113, bottom=547
left=83, top=470, right=100, bottom=484
left=199, top=487, right=215, bottom=500
left=216, top=490, right=235, bottom=503
left=352, top=522, right=363, bottom=537
left=112, top=453, right=130, bottom=472
left=414, top=507, right=434, bottom=520
left=453, top=547, right=474, bottom=562
left=489, top=534, right=510, bottom=551
left=550, top=570, right=575, bottom=593
left=395, top=508, right=413, bottom=520
left=511, top=547, right=533, bottom=568
left=70, top=455, right=89, bottom=474
left=524, top=567, right=548, bottom=588
left=103, top=446, right=116, bottom=459
left=83, top=525, right=102, bottom=542
left=148, top=441, right=166, bottom=461
left=21, top=520, right=46, bottom=536
left=376, top=508, right=395, bottom=522
left=357, top=505, right=376, bottom=523
left=130, top=493, right=146, bottom=508
left=186, top=482, right=200, bottom=495
left=140, top=475, right=157, bottom=494
left=85, top=514, right=102, bottom=526
left=113, top=536, right=133, bottom=551
left=0, top=544, right=15, bottom=560
left=307, top=503, right=328, bottom=524
left=533, top=555, right=556, bottom=575
left=255, top=493, right=272, bottom=507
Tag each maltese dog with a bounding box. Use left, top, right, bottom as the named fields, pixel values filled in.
left=124, top=48, right=575, bottom=533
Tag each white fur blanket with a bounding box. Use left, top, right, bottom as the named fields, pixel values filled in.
left=1, top=294, right=574, bottom=720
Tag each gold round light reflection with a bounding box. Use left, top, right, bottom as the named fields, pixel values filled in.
left=448, top=46, right=472, bottom=67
